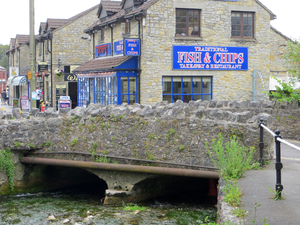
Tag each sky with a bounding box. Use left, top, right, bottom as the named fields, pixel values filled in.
left=0, top=0, right=299, bottom=45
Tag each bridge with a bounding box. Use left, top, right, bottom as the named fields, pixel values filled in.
left=2, top=99, right=297, bottom=204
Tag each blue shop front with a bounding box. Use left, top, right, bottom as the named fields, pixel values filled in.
left=73, top=56, right=139, bottom=107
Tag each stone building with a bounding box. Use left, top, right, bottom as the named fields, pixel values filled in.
left=74, top=0, right=290, bottom=106
left=6, top=35, right=30, bottom=106
left=7, top=4, right=99, bottom=109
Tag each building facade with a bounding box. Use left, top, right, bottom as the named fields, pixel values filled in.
left=74, top=0, right=289, bottom=106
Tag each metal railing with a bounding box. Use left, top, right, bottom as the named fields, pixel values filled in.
left=259, top=118, right=300, bottom=197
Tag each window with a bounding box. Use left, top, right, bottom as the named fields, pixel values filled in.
left=95, top=77, right=117, bottom=105
left=176, top=9, right=200, bottom=37
left=125, top=20, right=130, bottom=34
left=162, top=76, right=212, bottom=103
left=121, top=77, right=137, bottom=105
left=231, top=12, right=254, bottom=38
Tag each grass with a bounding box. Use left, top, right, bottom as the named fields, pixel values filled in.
left=122, top=203, right=147, bottom=211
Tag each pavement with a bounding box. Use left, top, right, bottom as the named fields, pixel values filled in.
left=238, top=139, right=300, bottom=225
left=0, top=103, right=12, bottom=114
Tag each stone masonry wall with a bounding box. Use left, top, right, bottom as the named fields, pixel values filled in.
left=140, top=0, right=288, bottom=105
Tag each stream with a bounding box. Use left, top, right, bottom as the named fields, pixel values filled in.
left=0, top=187, right=217, bottom=225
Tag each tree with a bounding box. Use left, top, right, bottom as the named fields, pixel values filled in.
left=284, top=39, right=300, bottom=79
left=0, top=44, right=9, bottom=72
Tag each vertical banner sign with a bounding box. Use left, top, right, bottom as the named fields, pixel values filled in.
left=95, top=43, right=112, bottom=58
left=114, top=40, right=124, bottom=55
left=124, top=39, right=140, bottom=56
left=173, top=46, right=248, bottom=70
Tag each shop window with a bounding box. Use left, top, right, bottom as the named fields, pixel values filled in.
left=77, top=78, right=89, bottom=107
left=121, top=77, right=137, bottom=105
left=94, top=77, right=117, bottom=105
left=231, top=12, right=254, bottom=38
left=176, top=9, right=200, bottom=37
left=162, top=76, right=212, bottom=103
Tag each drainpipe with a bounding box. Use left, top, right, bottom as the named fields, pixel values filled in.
left=110, top=25, right=114, bottom=55
left=134, top=16, right=141, bottom=103
left=93, top=31, right=95, bottom=59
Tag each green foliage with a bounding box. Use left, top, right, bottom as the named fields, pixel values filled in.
left=146, top=151, right=155, bottom=160
left=122, top=203, right=147, bottom=211
left=70, top=138, right=78, bottom=146
left=269, top=187, right=284, bottom=201
left=265, top=76, right=300, bottom=105
left=0, top=148, right=15, bottom=190
left=223, top=181, right=242, bottom=208
left=95, top=156, right=111, bottom=163
left=284, top=39, right=300, bottom=79
left=45, top=141, right=52, bottom=148
left=206, top=133, right=254, bottom=180
left=29, top=143, right=35, bottom=149
left=148, top=133, right=155, bottom=140
left=0, top=44, right=9, bottom=71
left=179, top=144, right=185, bottom=152
left=14, top=142, right=21, bottom=148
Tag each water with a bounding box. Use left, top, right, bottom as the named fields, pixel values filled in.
left=0, top=189, right=217, bottom=225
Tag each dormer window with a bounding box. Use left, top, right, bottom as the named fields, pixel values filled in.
left=100, top=17, right=108, bottom=23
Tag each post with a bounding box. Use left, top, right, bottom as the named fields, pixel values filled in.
left=274, top=130, right=283, bottom=197
left=29, top=0, right=36, bottom=109
left=258, top=118, right=264, bottom=165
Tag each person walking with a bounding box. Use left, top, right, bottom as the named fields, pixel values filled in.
left=5, top=88, right=9, bottom=105
left=1, top=90, right=6, bottom=105
left=36, top=86, right=42, bottom=110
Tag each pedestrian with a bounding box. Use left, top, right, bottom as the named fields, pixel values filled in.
left=1, top=90, right=6, bottom=105
left=36, top=86, right=42, bottom=110
left=5, top=88, right=9, bottom=105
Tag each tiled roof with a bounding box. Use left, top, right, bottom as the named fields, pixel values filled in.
left=86, top=0, right=157, bottom=32
left=73, top=56, right=132, bottom=73
left=15, top=35, right=30, bottom=45
left=102, top=1, right=122, bottom=13
left=10, top=38, right=15, bottom=49
left=39, top=22, right=46, bottom=35
left=46, top=19, right=69, bottom=30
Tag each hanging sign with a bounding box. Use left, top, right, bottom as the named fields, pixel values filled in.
left=124, top=39, right=140, bottom=56
left=173, top=45, right=248, bottom=70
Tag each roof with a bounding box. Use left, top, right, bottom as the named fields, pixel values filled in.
left=73, top=56, right=132, bottom=73
left=271, top=26, right=291, bottom=41
left=45, top=19, right=69, bottom=31
left=39, top=22, right=47, bottom=35
left=15, top=34, right=30, bottom=46
left=101, top=1, right=122, bottom=14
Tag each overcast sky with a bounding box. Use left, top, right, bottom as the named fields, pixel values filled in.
left=0, top=0, right=299, bottom=45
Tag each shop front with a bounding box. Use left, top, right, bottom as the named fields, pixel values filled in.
left=74, top=56, right=139, bottom=106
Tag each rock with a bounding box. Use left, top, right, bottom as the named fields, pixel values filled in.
left=46, top=215, right=56, bottom=221
left=62, top=219, right=70, bottom=224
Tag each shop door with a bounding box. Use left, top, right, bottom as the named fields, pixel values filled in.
left=68, top=82, right=77, bottom=109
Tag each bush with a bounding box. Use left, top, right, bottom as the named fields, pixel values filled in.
left=206, top=133, right=254, bottom=180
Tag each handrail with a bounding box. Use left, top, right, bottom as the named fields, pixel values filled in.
left=277, top=138, right=300, bottom=152
left=260, top=123, right=275, bottom=137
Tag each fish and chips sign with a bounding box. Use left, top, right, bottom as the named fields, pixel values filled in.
left=173, top=46, right=248, bottom=70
